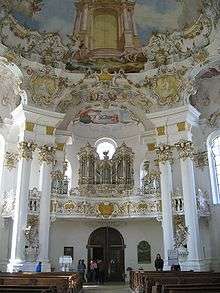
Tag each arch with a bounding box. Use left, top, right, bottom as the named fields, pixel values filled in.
left=207, top=130, right=220, bottom=204
left=87, top=227, right=125, bottom=282
left=137, top=240, right=151, bottom=264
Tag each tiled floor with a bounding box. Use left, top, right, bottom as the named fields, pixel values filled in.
left=83, top=284, right=130, bottom=292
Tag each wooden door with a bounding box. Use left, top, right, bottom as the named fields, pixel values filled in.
left=87, top=227, right=125, bottom=282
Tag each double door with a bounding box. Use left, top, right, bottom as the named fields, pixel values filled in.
left=87, top=227, right=125, bottom=282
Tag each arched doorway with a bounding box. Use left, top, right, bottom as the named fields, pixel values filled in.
left=87, top=227, right=125, bottom=282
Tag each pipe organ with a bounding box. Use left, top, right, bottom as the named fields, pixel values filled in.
left=78, top=142, right=134, bottom=193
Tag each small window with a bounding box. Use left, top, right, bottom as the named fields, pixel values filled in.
left=95, top=138, right=117, bottom=160
left=137, top=241, right=151, bottom=264
left=64, top=247, right=74, bottom=260
left=208, top=131, right=220, bottom=204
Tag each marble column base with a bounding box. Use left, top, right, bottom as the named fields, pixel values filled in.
left=180, top=259, right=211, bottom=271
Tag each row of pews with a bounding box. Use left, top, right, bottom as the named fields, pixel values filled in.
left=130, top=270, right=220, bottom=293
left=0, top=272, right=82, bottom=293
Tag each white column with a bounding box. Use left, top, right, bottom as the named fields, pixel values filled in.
left=0, top=153, right=18, bottom=271
left=7, top=142, right=36, bottom=272
left=156, top=145, right=174, bottom=267
left=176, top=141, right=202, bottom=270
left=38, top=145, right=55, bottom=272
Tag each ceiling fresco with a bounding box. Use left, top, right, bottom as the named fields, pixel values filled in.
left=0, top=0, right=214, bottom=73
left=2, top=0, right=202, bottom=43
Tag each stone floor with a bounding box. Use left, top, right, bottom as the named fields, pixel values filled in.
left=83, top=284, right=130, bottom=292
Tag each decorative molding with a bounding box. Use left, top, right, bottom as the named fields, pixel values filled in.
left=4, top=152, right=18, bottom=171
left=25, top=215, right=39, bottom=262
left=156, top=126, right=165, bottom=136
left=38, top=145, right=56, bottom=164
left=18, top=141, right=37, bottom=161
left=56, top=143, right=65, bottom=151
left=155, top=144, right=173, bottom=164
left=46, top=126, right=55, bottom=136
left=174, top=215, right=189, bottom=249
left=175, top=140, right=194, bottom=160
left=25, top=121, right=35, bottom=132
left=176, top=122, right=187, bottom=132
left=147, top=143, right=156, bottom=151
left=193, top=151, right=209, bottom=170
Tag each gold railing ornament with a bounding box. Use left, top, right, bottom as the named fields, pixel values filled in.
left=18, top=141, right=37, bottom=160
left=38, top=145, right=56, bottom=164
left=97, top=202, right=115, bottom=218
left=175, top=140, right=194, bottom=160
left=155, top=144, right=173, bottom=164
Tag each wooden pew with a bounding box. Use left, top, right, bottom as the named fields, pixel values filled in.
left=162, top=283, right=220, bottom=293
left=130, top=271, right=220, bottom=293
left=0, top=285, right=57, bottom=293
left=147, top=275, right=220, bottom=293
left=0, top=273, right=82, bottom=293
left=153, top=283, right=220, bottom=293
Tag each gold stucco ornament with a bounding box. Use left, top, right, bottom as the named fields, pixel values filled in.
left=145, top=68, right=187, bottom=106
left=97, top=202, right=115, bottom=217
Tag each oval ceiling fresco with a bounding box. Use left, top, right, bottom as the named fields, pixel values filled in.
left=2, top=0, right=202, bottom=43
left=0, top=0, right=210, bottom=73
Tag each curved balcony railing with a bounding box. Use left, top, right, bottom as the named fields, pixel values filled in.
left=0, top=187, right=210, bottom=220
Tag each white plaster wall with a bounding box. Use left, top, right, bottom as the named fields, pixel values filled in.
left=209, top=205, right=220, bottom=271
left=49, top=219, right=163, bottom=272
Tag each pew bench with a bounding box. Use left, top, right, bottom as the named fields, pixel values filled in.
left=0, top=285, right=57, bottom=293
left=0, top=273, right=82, bottom=293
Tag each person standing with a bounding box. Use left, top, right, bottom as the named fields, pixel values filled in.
left=97, top=259, right=105, bottom=284
left=77, top=259, right=86, bottom=282
left=154, top=254, right=164, bottom=271
left=90, top=260, right=97, bottom=283
left=35, top=261, right=42, bottom=272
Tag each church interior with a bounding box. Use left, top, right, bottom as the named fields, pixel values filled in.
left=0, top=0, right=220, bottom=292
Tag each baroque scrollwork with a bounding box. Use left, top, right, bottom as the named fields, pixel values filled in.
left=175, top=140, right=194, bottom=160
left=144, top=67, right=187, bottom=106
left=174, top=215, right=189, bottom=250
left=193, top=151, right=209, bottom=170
left=38, top=145, right=56, bottom=164
left=18, top=141, right=37, bottom=160
left=155, top=144, right=173, bottom=164
left=4, top=152, right=18, bottom=170
left=24, top=215, right=39, bottom=262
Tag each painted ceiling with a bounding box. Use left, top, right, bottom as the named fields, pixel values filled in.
left=2, top=0, right=202, bottom=43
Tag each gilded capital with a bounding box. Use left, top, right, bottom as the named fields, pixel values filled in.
left=18, top=141, right=37, bottom=160
left=155, top=144, right=173, bottom=164
left=38, top=145, right=56, bottom=164
left=175, top=140, right=194, bottom=160
left=193, top=151, right=208, bottom=169
left=4, top=152, right=18, bottom=171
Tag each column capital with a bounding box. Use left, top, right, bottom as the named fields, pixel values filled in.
left=18, top=141, right=37, bottom=160
left=175, top=140, right=194, bottom=160
left=38, top=145, right=56, bottom=164
left=4, top=152, right=19, bottom=171
left=155, top=144, right=173, bottom=164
